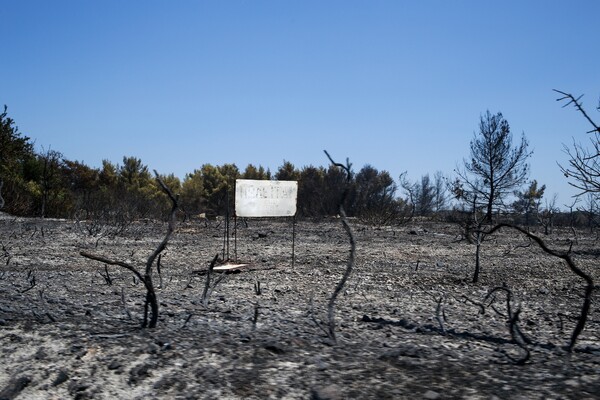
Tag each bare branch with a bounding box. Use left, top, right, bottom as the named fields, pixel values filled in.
left=80, top=251, right=144, bottom=282
left=554, top=89, right=600, bottom=134
left=323, top=150, right=356, bottom=344
left=201, top=253, right=221, bottom=308
left=483, top=223, right=594, bottom=351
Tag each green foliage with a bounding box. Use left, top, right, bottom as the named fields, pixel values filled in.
left=512, top=180, right=546, bottom=225
left=241, top=163, right=271, bottom=180
left=0, top=106, right=37, bottom=214
left=322, top=165, right=349, bottom=216
left=297, top=165, right=326, bottom=217
left=403, top=172, right=449, bottom=217
left=353, top=165, right=396, bottom=215
left=181, top=169, right=206, bottom=217
left=275, top=160, right=300, bottom=181
left=352, top=165, right=406, bottom=225
left=0, top=105, right=442, bottom=223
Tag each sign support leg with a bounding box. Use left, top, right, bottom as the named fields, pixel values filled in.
left=292, top=215, right=296, bottom=268
left=234, top=214, right=238, bottom=263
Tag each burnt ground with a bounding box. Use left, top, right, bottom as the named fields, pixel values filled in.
left=0, top=212, right=598, bottom=399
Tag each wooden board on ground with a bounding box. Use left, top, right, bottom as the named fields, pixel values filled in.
left=214, top=263, right=249, bottom=272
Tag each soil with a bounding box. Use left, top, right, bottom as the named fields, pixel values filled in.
left=0, top=212, right=599, bottom=399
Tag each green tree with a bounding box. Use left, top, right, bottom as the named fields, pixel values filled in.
left=62, top=159, right=100, bottom=219
left=38, top=148, right=65, bottom=217
left=0, top=106, right=36, bottom=214
left=116, top=156, right=158, bottom=218
left=322, top=165, right=349, bottom=216
left=99, top=160, right=118, bottom=188
left=119, top=156, right=151, bottom=188
left=298, top=165, right=326, bottom=217
left=353, top=165, right=398, bottom=224
left=197, top=163, right=238, bottom=215
left=512, top=180, right=546, bottom=226
left=275, top=160, right=300, bottom=181
left=241, top=164, right=271, bottom=180
left=181, top=169, right=206, bottom=217
left=153, top=173, right=181, bottom=217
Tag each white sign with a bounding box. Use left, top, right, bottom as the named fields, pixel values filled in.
left=235, top=179, right=298, bottom=217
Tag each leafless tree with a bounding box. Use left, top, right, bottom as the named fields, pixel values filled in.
left=537, top=193, right=558, bottom=235
left=484, top=223, right=594, bottom=352
left=555, top=89, right=600, bottom=195
left=577, top=193, right=600, bottom=233
left=468, top=195, right=488, bottom=283
left=433, top=171, right=450, bottom=213
left=80, top=171, right=178, bottom=328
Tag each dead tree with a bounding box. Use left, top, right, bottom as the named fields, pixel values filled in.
left=469, top=195, right=488, bottom=283
left=484, top=223, right=594, bottom=352
left=323, top=150, right=356, bottom=344
left=81, top=171, right=178, bottom=328
left=555, top=89, right=600, bottom=195
left=451, top=184, right=493, bottom=283
left=537, top=194, right=558, bottom=235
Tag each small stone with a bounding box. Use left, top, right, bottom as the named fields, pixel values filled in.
left=34, top=347, right=48, bottom=360
left=424, top=390, right=440, bottom=399
left=311, top=384, right=341, bottom=400
left=108, top=360, right=122, bottom=371
left=52, top=370, right=69, bottom=387
left=564, top=378, right=579, bottom=387
left=263, top=341, right=286, bottom=354
left=0, top=376, right=31, bottom=400
left=128, top=363, right=152, bottom=385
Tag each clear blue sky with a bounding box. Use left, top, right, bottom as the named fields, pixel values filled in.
left=2, top=1, right=599, bottom=208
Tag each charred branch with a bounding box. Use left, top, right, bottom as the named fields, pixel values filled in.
left=80, top=171, right=179, bottom=328
left=201, top=253, right=222, bottom=308
left=554, top=89, right=600, bottom=134
left=20, top=269, right=37, bottom=293
left=324, top=150, right=356, bottom=344
left=484, top=223, right=594, bottom=352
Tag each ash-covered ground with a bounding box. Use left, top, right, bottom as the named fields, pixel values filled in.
left=0, top=213, right=599, bottom=399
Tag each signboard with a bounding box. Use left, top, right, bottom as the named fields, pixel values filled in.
left=235, top=179, right=298, bottom=217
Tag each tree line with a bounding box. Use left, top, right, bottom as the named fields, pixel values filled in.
left=0, top=105, right=449, bottom=222
left=2, top=95, right=599, bottom=229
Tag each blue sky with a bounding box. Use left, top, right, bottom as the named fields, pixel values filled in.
left=2, top=1, right=599, bottom=207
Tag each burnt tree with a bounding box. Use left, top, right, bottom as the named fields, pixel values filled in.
left=455, top=111, right=531, bottom=222
left=555, top=89, right=600, bottom=195
left=81, top=171, right=179, bottom=328
left=484, top=223, right=594, bottom=352
left=323, top=150, right=356, bottom=344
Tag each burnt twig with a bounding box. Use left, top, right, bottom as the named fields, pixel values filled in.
left=323, top=150, right=356, bottom=344
left=484, top=223, right=594, bottom=352
left=201, top=253, right=222, bottom=308
left=80, top=171, right=179, bottom=328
